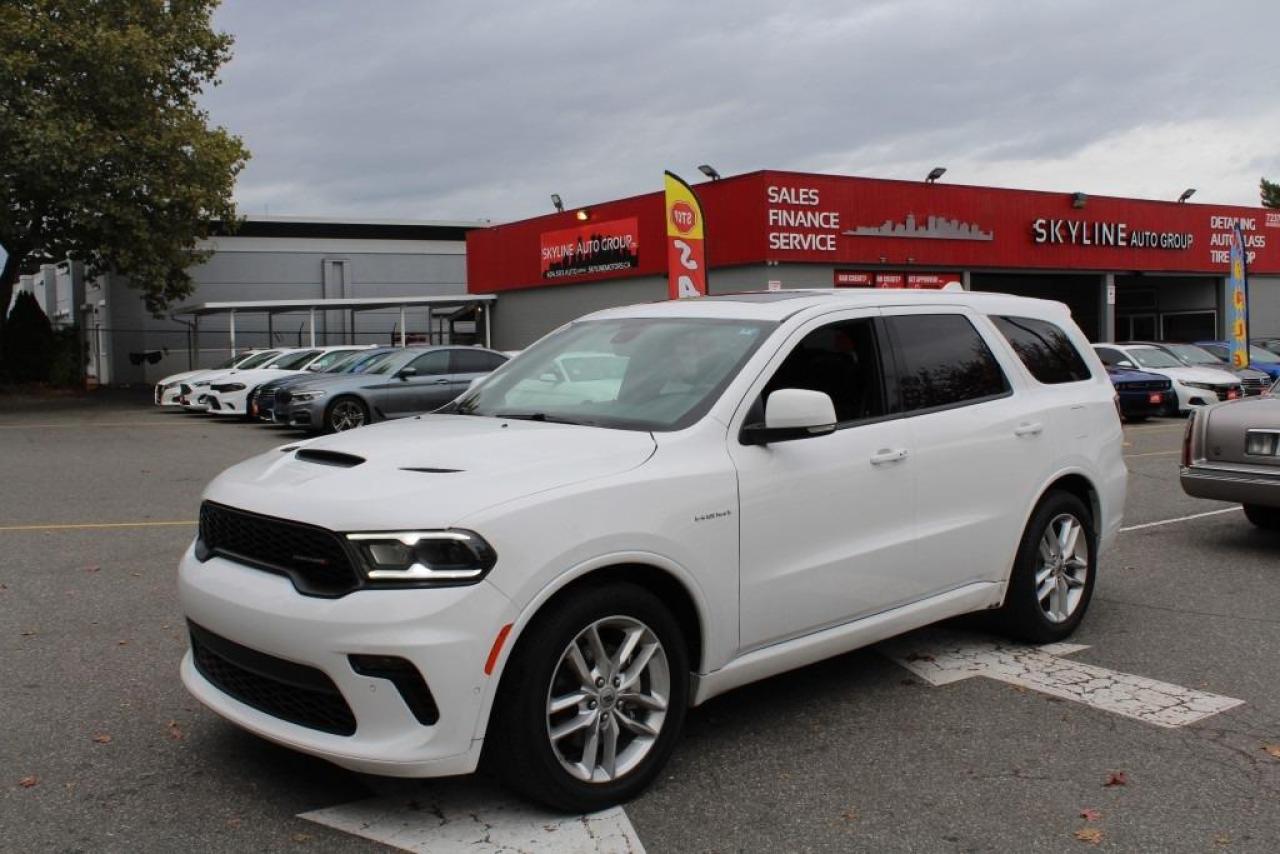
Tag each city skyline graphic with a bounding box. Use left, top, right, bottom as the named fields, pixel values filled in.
left=843, top=213, right=994, bottom=241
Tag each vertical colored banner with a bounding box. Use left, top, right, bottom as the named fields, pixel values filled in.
left=665, top=171, right=706, bottom=299
left=1227, top=225, right=1249, bottom=369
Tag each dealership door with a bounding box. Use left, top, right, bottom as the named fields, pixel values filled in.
left=1116, top=313, right=1157, bottom=340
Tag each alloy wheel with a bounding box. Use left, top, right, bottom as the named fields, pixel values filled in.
left=545, top=616, right=670, bottom=783
left=1036, top=513, right=1090, bottom=623
left=330, top=400, right=366, bottom=431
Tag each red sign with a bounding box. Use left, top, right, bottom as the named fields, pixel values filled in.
left=539, top=217, right=640, bottom=280
left=834, top=271, right=872, bottom=287
left=469, top=171, right=1280, bottom=294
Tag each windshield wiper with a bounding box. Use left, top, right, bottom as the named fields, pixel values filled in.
left=493, top=411, right=594, bottom=426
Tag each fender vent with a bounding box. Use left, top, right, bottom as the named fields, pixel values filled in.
left=295, top=449, right=366, bottom=468
left=399, top=467, right=463, bottom=474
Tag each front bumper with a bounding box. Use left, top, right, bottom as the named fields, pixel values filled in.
left=1180, top=465, right=1280, bottom=508
left=178, top=545, right=515, bottom=776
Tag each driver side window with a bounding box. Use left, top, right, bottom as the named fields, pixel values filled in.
left=405, top=351, right=450, bottom=376
left=762, top=318, right=888, bottom=424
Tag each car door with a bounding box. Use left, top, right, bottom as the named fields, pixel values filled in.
left=728, top=310, right=920, bottom=650
left=883, top=308, right=1048, bottom=594
left=377, top=350, right=452, bottom=418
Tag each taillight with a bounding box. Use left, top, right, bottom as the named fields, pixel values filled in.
left=1182, top=412, right=1195, bottom=467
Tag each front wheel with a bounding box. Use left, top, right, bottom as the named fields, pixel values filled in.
left=487, top=582, right=689, bottom=812
left=996, top=491, right=1097, bottom=643
left=324, top=396, right=369, bottom=433
left=1243, top=504, right=1280, bottom=531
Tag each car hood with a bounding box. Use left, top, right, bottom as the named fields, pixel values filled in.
left=1107, top=368, right=1167, bottom=384
left=1147, top=365, right=1240, bottom=384
left=159, top=368, right=217, bottom=386
left=210, top=367, right=304, bottom=387
left=203, top=414, right=658, bottom=530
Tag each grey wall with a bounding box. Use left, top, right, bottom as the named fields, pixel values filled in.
left=1249, top=277, right=1280, bottom=338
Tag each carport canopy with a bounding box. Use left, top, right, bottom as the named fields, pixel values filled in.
left=171, top=294, right=497, bottom=364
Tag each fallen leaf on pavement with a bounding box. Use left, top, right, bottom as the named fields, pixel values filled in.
left=1104, top=771, right=1128, bottom=787
left=18, top=776, right=38, bottom=788
left=84, top=565, right=100, bottom=573
left=840, top=808, right=858, bottom=822
left=291, top=832, right=312, bottom=843
left=1262, top=744, right=1280, bottom=760
left=1074, top=828, right=1104, bottom=845
left=1214, top=833, right=1232, bottom=847
left=1079, top=808, right=1101, bottom=822
left=92, top=734, right=112, bottom=745
left=905, top=652, right=935, bottom=662
left=225, top=818, right=242, bottom=829
left=20, top=629, right=37, bottom=637
left=116, top=640, right=128, bottom=646
left=167, top=720, right=184, bottom=740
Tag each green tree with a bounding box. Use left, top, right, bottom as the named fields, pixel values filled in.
left=1262, top=177, right=1280, bottom=209
left=0, top=0, right=249, bottom=332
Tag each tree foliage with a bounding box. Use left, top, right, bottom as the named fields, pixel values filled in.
left=1262, top=177, right=1280, bottom=210
left=0, top=0, right=249, bottom=321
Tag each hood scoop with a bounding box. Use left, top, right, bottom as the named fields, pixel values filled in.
left=295, top=449, right=366, bottom=468
left=399, top=466, right=464, bottom=474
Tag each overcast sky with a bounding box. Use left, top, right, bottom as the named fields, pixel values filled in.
left=202, top=0, right=1280, bottom=223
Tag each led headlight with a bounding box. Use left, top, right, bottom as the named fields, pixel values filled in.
left=346, top=530, right=497, bottom=585
left=211, top=382, right=247, bottom=392
left=1181, top=381, right=1215, bottom=391
left=290, top=389, right=327, bottom=402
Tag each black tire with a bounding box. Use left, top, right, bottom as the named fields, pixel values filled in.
left=1243, top=504, right=1280, bottom=531
left=324, top=395, right=369, bottom=433
left=996, top=491, right=1097, bottom=644
left=486, top=582, right=689, bottom=813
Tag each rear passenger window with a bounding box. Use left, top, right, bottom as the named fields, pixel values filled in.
left=885, top=314, right=1010, bottom=412
left=991, top=316, right=1093, bottom=384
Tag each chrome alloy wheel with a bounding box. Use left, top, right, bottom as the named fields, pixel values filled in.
left=1036, top=513, right=1089, bottom=623
left=330, top=400, right=366, bottom=431
left=545, top=616, right=670, bottom=783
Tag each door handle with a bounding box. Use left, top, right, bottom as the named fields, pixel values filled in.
left=431, top=378, right=451, bottom=384
left=870, top=448, right=909, bottom=465
left=1014, top=422, right=1044, bottom=437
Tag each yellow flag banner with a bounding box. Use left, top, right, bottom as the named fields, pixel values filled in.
left=664, top=171, right=706, bottom=299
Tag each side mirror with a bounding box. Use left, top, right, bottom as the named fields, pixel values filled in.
left=396, top=366, right=418, bottom=380
left=1117, top=360, right=1135, bottom=369
left=538, top=371, right=561, bottom=384
left=740, top=389, right=837, bottom=445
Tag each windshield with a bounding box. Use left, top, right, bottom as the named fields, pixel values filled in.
left=236, top=350, right=281, bottom=369
left=1161, top=343, right=1223, bottom=366
left=1129, top=348, right=1183, bottom=369
left=349, top=351, right=396, bottom=373
left=1249, top=345, right=1280, bottom=364
left=453, top=317, right=776, bottom=430
left=265, top=350, right=320, bottom=370
left=306, top=349, right=361, bottom=372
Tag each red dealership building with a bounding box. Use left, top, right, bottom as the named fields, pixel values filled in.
left=467, top=170, right=1280, bottom=350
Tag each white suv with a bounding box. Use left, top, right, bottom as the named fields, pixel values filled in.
left=179, top=290, right=1125, bottom=811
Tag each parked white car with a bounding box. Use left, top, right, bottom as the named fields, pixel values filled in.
left=1092, top=343, right=1242, bottom=413
left=180, top=290, right=1125, bottom=811
left=202, top=346, right=373, bottom=418
left=155, top=350, right=280, bottom=407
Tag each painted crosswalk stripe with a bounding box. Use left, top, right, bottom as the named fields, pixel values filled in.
left=881, top=629, right=1243, bottom=728
left=300, top=779, right=645, bottom=853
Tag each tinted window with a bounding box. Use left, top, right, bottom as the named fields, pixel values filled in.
left=405, top=351, right=450, bottom=375
left=268, top=350, right=321, bottom=370
left=763, top=319, right=886, bottom=423
left=886, top=314, right=1010, bottom=412
left=991, top=316, right=1092, bottom=384
left=1093, top=347, right=1125, bottom=366
left=450, top=349, right=507, bottom=374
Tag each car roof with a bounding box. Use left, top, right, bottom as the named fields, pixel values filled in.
left=579, top=289, right=1073, bottom=323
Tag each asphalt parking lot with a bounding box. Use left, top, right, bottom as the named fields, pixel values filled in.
left=2, top=393, right=1278, bottom=853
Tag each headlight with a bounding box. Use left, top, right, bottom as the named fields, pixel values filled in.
left=211, top=382, right=247, bottom=392
left=1181, top=381, right=1215, bottom=391
left=346, top=530, right=497, bottom=585
left=290, top=389, right=327, bottom=402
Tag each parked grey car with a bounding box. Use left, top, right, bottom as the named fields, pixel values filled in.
left=273, top=346, right=509, bottom=433
left=252, top=347, right=399, bottom=422
left=1181, top=388, right=1280, bottom=530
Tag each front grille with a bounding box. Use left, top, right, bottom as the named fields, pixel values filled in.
left=276, top=389, right=293, bottom=405
left=198, top=501, right=361, bottom=597
left=189, top=621, right=356, bottom=736
left=1118, top=380, right=1170, bottom=391
left=1242, top=377, right=1268, bottom=393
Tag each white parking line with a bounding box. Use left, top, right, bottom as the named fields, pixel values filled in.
left=301, top=779, right=645, bottom=853
left=882, top=630, right=1243, bottom=728
left=1119, top=506, right=1242, bottom=532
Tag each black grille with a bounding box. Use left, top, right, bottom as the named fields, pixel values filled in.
left=189, top=622, right=356, bottom=736
left=1118, top=380, right=1170, bottom=391
left=276, top=389, right=293, bottom=405
left=198, top=501, right=361, bottom=597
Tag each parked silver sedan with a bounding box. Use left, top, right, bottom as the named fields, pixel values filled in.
left=272, top=345, right=509, bottom=433
left=1181, top=384, right=1280, bottom=530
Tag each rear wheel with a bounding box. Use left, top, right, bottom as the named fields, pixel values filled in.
left=325, top=396, right=369, bottom=433
left=1243, top=504, right=1280, bottom=531
left=487, top=582, right=689, bottom=812
left=996, top=491, right=1097, bottom=643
